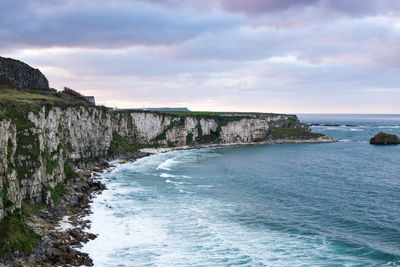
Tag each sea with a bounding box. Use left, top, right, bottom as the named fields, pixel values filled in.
left=80, top=114, right=400, bottom=266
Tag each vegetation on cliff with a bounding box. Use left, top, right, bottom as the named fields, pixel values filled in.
left=269, top=127, right=324, bottom=140
left=108, top=132, right=136, bottom=157
left=0, top=213, right=40, bottom=257
left=0, top=88, right=93, bottom=117
left=156, top=110, right=289, bottom=116
left=0, top=86, right=95, bottom=257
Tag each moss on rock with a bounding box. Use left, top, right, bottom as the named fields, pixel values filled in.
left=370, top=132, right=400, bottom=145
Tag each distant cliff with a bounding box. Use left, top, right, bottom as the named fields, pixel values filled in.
left=0, top=57, right=49, bottom=89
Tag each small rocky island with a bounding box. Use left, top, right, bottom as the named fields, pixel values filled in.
left=370, top=132, right=400, bottom=145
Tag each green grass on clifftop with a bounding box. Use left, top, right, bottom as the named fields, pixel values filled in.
left=0, top=88, right=92, bottom=120
left=155, top=110, right=288, bottom=116
left=270, top=127, right=324, bottom=140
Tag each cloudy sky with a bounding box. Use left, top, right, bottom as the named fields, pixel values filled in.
left=1, top=0, right=400, bottom=113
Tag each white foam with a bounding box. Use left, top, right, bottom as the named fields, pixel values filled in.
left=160, top=173, right=176, bottom=178
left=378, top=126, right=400, bottom=129
left=176, top=181, right=190, bottom=185
left=55, top=215, right=73, bottom=232
left=157, top=158, right=177, bottom=170
left=196, top=184, right=214, bottom=188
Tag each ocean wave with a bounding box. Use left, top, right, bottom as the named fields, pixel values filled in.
left=196, top=184, right=214, bottom=188
left=377, top=126, right=400, bottom=129
left=339, top=139, right=369, bottom=144
left=157, top=158, right=177, bottom=170
left=310, top=124, right=359, bottom=127
left=160, top=173, right=176, bottom=178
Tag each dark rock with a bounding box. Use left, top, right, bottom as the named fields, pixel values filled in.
left=87, top=233, right=97, bottom=240
left=0, top=56, right=49, bottom=89
left=370, top=132, right=400, bottom=145
left=324, top=124, right=340, bottom=127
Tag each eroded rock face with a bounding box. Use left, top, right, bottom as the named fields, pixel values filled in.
left=370, top=132, right=400, bottom=145
left=0, top=57, right=49, bottom=89
left=0, top=107, right=319, bottom=221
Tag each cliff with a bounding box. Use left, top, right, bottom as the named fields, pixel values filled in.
left=0, top=104, right=331, bottom=220
left=0, top=57, right=49, bottom=89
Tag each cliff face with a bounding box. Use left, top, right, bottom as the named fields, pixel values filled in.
left=0, top=106, right=327, bottom=221
left=0, top=57, right=49, bottom=89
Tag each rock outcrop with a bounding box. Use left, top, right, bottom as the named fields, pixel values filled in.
left=370, top=132, right=400, bottom=145
left=0, top=57, right=49, bottom=89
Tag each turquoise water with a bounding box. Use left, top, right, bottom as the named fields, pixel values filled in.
left=81, top=115, right=400, bottom=266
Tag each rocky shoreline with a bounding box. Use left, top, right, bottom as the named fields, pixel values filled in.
left=0, top=152, right=150, bottom=267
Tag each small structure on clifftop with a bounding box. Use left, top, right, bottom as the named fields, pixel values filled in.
left=370, top=132, right=400, bottom=145
left=81, top=96, right=95, bottom=105
left=63, top=87, right=95, bottom=105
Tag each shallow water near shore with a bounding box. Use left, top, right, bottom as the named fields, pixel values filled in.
left=81, top=114, right=400, bottom=266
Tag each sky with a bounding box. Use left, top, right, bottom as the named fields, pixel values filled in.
left=1, top=0, right=400, bottom=113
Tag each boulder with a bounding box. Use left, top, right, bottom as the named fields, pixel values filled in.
left=370, top=132, right=400, bottom=145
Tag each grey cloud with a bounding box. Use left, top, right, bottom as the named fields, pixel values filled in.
left=0, top=0, right=240, bottom=49
left=144, top=0, right=394, bottom=17
left=216, top=0, right=319, bottom=14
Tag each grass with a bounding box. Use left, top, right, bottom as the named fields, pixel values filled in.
left=44, top=183, right=67, bottom=205
left=269, top=127, right=324, bottom=140
left=108, top=131, right=136, bottom=157
left=64, top=163, right=80, bottom=181
left=0, top=213, right=40, bottom=257
left=1, top=187, right=14, bottom=209
left=21, top=201, right=46, bottom=217
left=43, top=149, right=58, bottom=174
left=155, top=110, right=289, bottom=116
left=0, top=88, right=92, bottom=120
left=186, top=132, right=193, bottom=145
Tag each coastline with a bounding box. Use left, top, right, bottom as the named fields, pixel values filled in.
left=0, top=136, right=335, bottom=266
left=140, top=135, right=337, bottom=154
left=0, top=152, right=150, bottom=267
